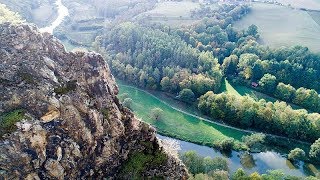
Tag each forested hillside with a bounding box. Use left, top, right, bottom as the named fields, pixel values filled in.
left=94, top=2, right=320, bottom=161
left=95, top=22, right=223, bottom=97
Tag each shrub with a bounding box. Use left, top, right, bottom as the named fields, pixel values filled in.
left=288, top=148, right=305, bottom=162
left=242, top=133, right=266, bottom=152
left=213, top=138, right=235, bottom=152
left=177, top=88, right=195, bottom=103
left=310, top=138, right=320, bottom=162
left=150, top=107, right=164, bottom=121
left=122, top=98, right=133, bottom=109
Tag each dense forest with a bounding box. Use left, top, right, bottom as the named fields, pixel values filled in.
left=224, top=49, right=320, bottom=113
left=95, top=22, right=223, bottom=97
left=94, top=2, right=320, bottom=149
left=94, top=4, right=254, bottom=98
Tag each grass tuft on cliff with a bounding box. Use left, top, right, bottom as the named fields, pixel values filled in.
left=54, top=80, right=77, bottom=95
left=119, top=141, right=167, bottom=179
left=0, top=109, right=26, bottom=137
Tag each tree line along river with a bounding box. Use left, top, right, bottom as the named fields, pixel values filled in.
left=118, top=82, right=319, bottom=177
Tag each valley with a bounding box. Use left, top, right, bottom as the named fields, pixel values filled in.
left=1, top=0, right=320, bottom=178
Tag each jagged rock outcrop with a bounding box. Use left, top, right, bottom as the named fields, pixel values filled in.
left=0, top=23, right=188, bottom=179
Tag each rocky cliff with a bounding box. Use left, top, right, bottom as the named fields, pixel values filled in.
left=0, top=23, right=188, bottom=179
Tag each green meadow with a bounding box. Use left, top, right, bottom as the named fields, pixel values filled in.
left=118, top=82, right=249, bottom=147
left=221, top=79, right=303, bottom=110
left=234, top=3, right=320, bottom=52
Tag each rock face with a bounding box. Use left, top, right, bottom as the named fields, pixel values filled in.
left=0, top=23, right=188, bottom=179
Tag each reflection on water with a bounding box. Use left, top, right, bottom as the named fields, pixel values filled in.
left=157, top=134, right=318, bottom=177
left=240, top=152, right=256, bottom=169
left=40, top=0, right=69, bottom=34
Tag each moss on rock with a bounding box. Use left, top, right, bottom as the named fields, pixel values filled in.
left=101, top=108, right=110, bottom=119
left=18, top=72, right=36, bottom=84
left=0, top=109, right=26, bottom=137
left=119, top=144, right=167, bottom=179
left=54, top=80, right=77, bottom=95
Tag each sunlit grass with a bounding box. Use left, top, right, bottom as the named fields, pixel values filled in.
left=118, top=82, right=248, bottom=147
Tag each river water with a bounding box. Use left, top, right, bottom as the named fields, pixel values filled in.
left=39, top=0, right=69, bottom=34
left=157, top=135, right=318, bottom=177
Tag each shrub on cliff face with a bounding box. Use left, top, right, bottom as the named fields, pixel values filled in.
left=119, top=147, right=167, bottom=179
left=54, top=80, right=77, bottom=95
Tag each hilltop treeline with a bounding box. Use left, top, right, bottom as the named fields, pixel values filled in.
left=180, top=4, right=254, bottom=61
left=228, top=42, right=320, bottom=92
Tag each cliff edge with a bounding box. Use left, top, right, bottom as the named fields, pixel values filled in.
left=0, top=23, right=188, bottom=179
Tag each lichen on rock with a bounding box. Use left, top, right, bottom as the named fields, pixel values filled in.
left=0, top=23, right=188, bottom=179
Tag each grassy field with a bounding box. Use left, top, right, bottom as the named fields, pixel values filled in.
left=220, top=78, right=241, bottom=97
left=273, top=0, right=320, bottom=10
left=234, top=3, right=320, bottom=52
left=221, top=78, right=279, bottom=102
left=141, top=1, right=200, bottom=27
left=308, top=11, right=320, bottom=26
left=118, top=82, right=249, bottom=146
left=222, top=79, right=304, bottom=110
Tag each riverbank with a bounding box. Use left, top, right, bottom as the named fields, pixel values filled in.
left=118, top=81, right=249, bottom=148
left=117, top=80, right=311, bottom=148
left=157, top=135, right=319, bottom=177
left=117, top=82, right=320, bottom=176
